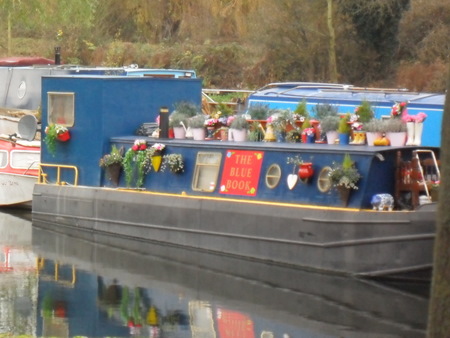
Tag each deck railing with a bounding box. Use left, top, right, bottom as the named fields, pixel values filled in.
left=38, top=163, right=78, bottom=186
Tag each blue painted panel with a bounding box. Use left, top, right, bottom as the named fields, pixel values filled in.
left=41, top=76, right=202, bottom=186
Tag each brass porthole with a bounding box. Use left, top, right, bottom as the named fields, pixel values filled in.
left=317, top=166, right=332, bottom=193
left=265, top=164, right=281, bottom=189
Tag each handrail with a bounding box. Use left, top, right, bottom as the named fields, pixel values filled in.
left=38, top=163, right=79, bottom=186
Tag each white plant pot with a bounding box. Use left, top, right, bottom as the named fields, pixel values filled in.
left=366, top=132, right=382, bottom=146
left=192, top=128, right=205, bottom=140
left=326, top=131, right=338, bottom=145
left=386, top=132, right=406, bottom=146
left=230, top=128, right=247, bottom=142
left=173, top=126, right=186, bottom=139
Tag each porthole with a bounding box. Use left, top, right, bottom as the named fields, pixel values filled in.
left=265, top=164, right=281, bottom=189
left=317, top=166, right=332, bottom=193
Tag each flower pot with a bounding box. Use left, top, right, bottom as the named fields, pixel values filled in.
left=366, top=132, right=382, bottom=146
left=386, top=132, right=406, bottom=146
left=192, top=128, right=205, bottom=141
left=306, top=134, right=315, bottom=144
left=338, top=133, right=350, bottom=145
left=219, top=128, right=228, bottom=141
left=105, top=163, right=121, bottom=186
left=231, top=128, right=247, bottom=142
left=173, top=126, right=186, bottom=139
left=152, top=155, right=162, bottom=172
left=205, top=126, right=216, bottom=140
left=57, top=130, right=70, bottom=142
left=298, top=163, right=314, bottom=181
left=326, top=131, right=338, bottom=145
left=336, top=185, right=351, bottom=207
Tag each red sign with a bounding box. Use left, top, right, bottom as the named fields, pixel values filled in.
left=216, top=308, right=255, bottom=338
left=219, top=150, right=264, bottom=196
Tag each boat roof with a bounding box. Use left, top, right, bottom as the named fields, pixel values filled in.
left=0, top=56, right=55, bottom=66
left=252, top=82, right=446, bottom=106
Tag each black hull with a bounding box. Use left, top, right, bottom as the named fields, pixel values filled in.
left=32, top=184, right=436, bottom=277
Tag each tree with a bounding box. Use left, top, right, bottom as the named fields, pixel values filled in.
left=427, top=64, right=450, bottom=337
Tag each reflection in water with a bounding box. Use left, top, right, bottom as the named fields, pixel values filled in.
left=0, top=209, right=431, bottom=337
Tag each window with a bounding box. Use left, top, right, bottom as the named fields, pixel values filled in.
left=10, top=150, right=40, bottom=170
left=317, top=166, right=332, bottom=193
left=192, top=152, right=222, bottom=192
left=265, top=164, right=281, bottom=189
left=0, top=151, right=7, bottom=168
left=48, top=92, right=75, bottom=126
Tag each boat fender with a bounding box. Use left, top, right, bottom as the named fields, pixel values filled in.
left=371, top=194, right=394, bottom=211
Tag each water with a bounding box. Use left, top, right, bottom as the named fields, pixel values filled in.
left=1, top=209, right=430, bottom=338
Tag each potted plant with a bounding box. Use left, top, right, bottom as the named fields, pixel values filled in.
left=383, top=118, right=407, bottom=146
left=161, top=153, right=184, bottom=173
left=285, top=128, right=302, bottom=143
left=270, top=109, right=293, bottom=139
left=354, top=100, right=374, bottom=123
left=229, top=115, right=249, bottom=141
left=123, top=139, right=149, bottom=188
left=99, top=145, right=124, bottom=186
left=169, top=111, right=189, bottom=139
left=329, top=154, right=361, bottom=206
left=293, top=100, right=310, bottom=123
left=320, top=115, right=340, bottom=145
left=44, top=123, right=70, bottom=156
left=312, top=103, right=339, bottom=121
left=363, top=119, right=384, bottom=145
left=247, top=104, right=271, bottom=121
left=188, top=114, right=207, bottom=140
left=337, top=114, right=352, bottom=145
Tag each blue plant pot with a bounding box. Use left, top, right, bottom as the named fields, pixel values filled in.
left=338, top=133, right=350, bottom=145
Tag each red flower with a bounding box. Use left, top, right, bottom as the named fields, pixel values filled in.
left=140, top=144, right=147, bottom=150
left=132, top=145, right=139, bottom=151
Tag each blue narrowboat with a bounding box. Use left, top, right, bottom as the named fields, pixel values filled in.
left=247, top=82, right=445, bottom=147
left=32, top=74, right=440, bottom=278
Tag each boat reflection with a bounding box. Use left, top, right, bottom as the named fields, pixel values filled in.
left=31, top=217, right=430, bottom=338
left=0, top=210, right=431, bottom=338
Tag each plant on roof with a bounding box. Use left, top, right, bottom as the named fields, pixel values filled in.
left=319, top=115, right=340, bottom=133
left=337, top=114, right=352, bottom=134
left=230, top=114, right=249, bottom=130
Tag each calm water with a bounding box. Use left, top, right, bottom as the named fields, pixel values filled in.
left=0, top=208, right=430, bottom=338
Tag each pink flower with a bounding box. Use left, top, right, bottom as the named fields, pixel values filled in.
left=415, top=112, right=427, bottom=123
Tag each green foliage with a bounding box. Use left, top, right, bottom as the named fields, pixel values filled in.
left=338, top=114, right=352, bottom=134
left=313, top=103, right=339, bottom=120
left=247, top=104, right=271, bottom=120
left=320, top=115, right=340, bottom=133
left=44, top=124, right=58, bottom=156
left=329, top=154, right=361, bottom=190
left=188, top=114, right=206, bottom=128
left=161, top=154, right=184, bottom=173
left=355, top=100, right=374, bottom=123
left=99, top=145, right=124, bottom=168
left=230, top=115, right=249, bottom=130
left=123, top=148, right=148, bottom=188
left=294, top=100, right=309, bottom=118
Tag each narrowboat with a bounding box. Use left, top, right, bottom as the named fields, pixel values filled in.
left=32, top=74, right=441, bottom=278
left=0, top=116, right=40, bottom=206
left=248, top=82, right=445, bottom=147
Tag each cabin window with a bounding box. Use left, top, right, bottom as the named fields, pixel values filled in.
left=0, top=150, right=7, bottom=168
left=47, top=92, right=75, bottom=127
left=317, top=166, right=332, bottom=193
left=192, top=152, right=222, bottom=192
left=265, top=164, right=281, bottom=189
left=10, top=150, right=40, bottom=170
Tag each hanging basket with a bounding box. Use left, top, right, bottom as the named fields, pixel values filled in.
left=298, top=163, right=314, bottom=181
left=152, top=155, right=162, bottom=172
left=57, top=130, right=70, bottom=142
left=105, top=163, right=121, bottom=186
left=336, top=185, right=351, bottom=207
